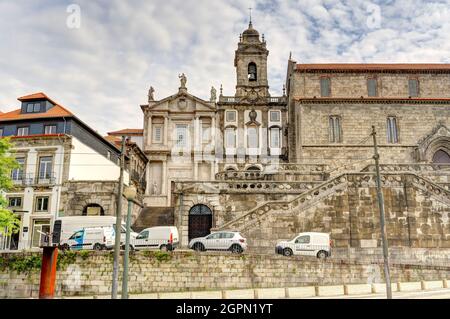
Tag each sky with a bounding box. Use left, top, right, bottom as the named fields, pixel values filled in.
left=1, top=0, right=449, bottom=135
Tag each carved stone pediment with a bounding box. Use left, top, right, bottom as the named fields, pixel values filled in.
left=417, top=124, right=450, bottom=162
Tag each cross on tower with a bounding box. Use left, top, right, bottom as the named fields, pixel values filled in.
left=248, top=7, right=252, bottom=25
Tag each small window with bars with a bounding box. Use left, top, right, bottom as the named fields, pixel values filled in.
left=175, top=124, right=188, bottom=147
left=329, top=116, right=342, bottom=143
left=153, top=125, right=163, bottom=143
left=387, top=116, right=399, bottom=144
left=320, top=77, right=331, bottom=97
left=367, top=78, right=378, bottom=97
left=408, top=79, right=419, bottom=97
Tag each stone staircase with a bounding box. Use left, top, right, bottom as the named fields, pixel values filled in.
left=215, top=171, right=450, bottom=234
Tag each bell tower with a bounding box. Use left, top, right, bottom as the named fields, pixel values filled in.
left=234, top=20, right=270, bottom=98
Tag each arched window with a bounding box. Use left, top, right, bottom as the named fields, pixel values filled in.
left=82, top=204, right=105, bottom=216
left=248, top=62, right=257, bottom=81
left=246, top=166, right=261, bottom=171
left=433, top=150, right=450, bottom=164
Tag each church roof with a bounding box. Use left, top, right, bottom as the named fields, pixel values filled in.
left=296, top=64, right=450, bottom=73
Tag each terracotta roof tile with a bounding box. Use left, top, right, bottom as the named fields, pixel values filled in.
left=108, top=128, right=144, bottom=136
left=17, top=92, right=59, bottom=105
left=0, top=104, right=74, bottom=121
left=296, top=64, right=450, bottom=72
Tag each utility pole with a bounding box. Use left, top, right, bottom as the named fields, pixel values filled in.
left=111, top=136, right=126, bottom=299
left=371, top=126, right=392, bottom=299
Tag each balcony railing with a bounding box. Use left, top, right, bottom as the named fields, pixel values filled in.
left=11, top=173, right=57, bottom=186
left=219, top=96, right=287, bottom=104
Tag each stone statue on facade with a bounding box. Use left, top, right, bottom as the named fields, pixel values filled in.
left=179, top=73, right=187, bottom=89
left=152, top=181, right=158, bottom=195
left=148, top=86, right=155, bottom=102
left=210, top=86, right=217, bottom=102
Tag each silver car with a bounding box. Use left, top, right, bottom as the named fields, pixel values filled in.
left=189, top=231, right=247, bottom=254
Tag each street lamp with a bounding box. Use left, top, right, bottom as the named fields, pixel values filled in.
left=121, top=184, right=137, bottom=299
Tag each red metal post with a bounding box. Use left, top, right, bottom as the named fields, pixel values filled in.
left=39, top=246, right=59, bottom=299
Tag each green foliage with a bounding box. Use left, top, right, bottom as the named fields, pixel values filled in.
left=79, top=250, right=91, bottom=261
left=57, top=250, right=78, bottom=270
left=0, top=254, right=41, bottom=274
left=142, top=250, right=172, bottom=262
left=0, top=138, right=20, bottom=236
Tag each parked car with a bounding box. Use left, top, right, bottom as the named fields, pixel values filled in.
left=130, top=226, right=179, bottom=251
left=63, top=226, right=115, bottom=251
left=53, top=216, right=138, bottom=248
left=275, top=232, right=332, bottom=258
left=189, top=231, right=247, bottom=254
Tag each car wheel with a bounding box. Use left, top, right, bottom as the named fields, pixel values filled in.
left=283, top=248, right=293, bottom=257
left=230, top=244, right=243, bottom=254
left=317, top=250, right=328, bottom=259
left=93, top=243, right=103, bottom=251
left=193, top=243, right=204, bottom=252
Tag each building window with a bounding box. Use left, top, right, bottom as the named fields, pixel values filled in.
left=409, top=79, right=419, bottom=97
left=38, top=156, right=53, bottom=180
left=31, top=219, right=50, bottom=248
left=8, top=197, right=22, bottom=208
left=83, top=204, right=105, bottom=216
left=367, top=78, right=378, bottom=97
left=26, top=103, right=41, bottom=113
left=11, top=158, right=25, bottom=181
left=270, top=111, right=281, bottom=122
left=247, top=127, right=259, bottom=148
left=248, top=62, right=257, bottom=81
left=175, top=124, right=188, bottom=147
left=17, top=127, right=29, bottom=136
left=35, top=196, right=49, bottom=212
left=226, top=111, right=236, bottom=123
left=320, top=77, right=331, bottom=97
left=225, top=127, right=236, bottom=148
left=433, top=150, right=450, bottom=164
left=270, top=127, right=281, bottom=148
left=387, top=116, right=399, bottom=144
left=153, top=125, right=163, bottom=143
left=44, top=125, right=56, bottom=135
left=329, top=116, right=342, bottom=143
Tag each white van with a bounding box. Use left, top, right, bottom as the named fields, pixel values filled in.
left=275, top=232, right=332, bottom=258
left=54, top=216, right=138, bottom=249
left=131, top=226, right=179, bottom=251
left=64, top=227, right=115, bottom=251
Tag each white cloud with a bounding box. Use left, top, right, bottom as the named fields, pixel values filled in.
left=0, top=0, right=449, bottom=134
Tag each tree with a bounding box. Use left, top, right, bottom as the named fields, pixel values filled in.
left=0, top=138, right=20, bottom=235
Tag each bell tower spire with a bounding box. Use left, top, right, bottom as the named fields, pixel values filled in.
left=234, top=20, right=270, bottom=98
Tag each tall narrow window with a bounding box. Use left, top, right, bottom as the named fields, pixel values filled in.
left=225, top=128, right=236, bottom=148
left=202, top=125, right=211, bottom=143
left=329, top=116, right=342, bottom=143
left=44, top=125, right=56, bottom=135
left=387, top=116, right=399, bottom=144
left=409, top=79, right=419, bottom=97
left=270, top=127, right=281, bottom=148
left=33, top=103, right=41, bottom=112
left=11, top=158, right=25, bottom=181
left=226, top=110, right=237, bottom=123
left=247, top=127, right=259, bottom=148
left=248, top=62, right=257, bottom=81
left=175, top=124, right=188, bottom=147
left=153, top=125, right=163, bottom=143
left=320, top=77, right=331, bottom=97
left=367, top=78, right=378, bottom=97
left=17, top=127, right=29, bottom=136
left=38, top=156, right=53, bottom=180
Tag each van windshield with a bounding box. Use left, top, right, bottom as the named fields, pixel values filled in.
left=113, top=224, right=135, bottom=233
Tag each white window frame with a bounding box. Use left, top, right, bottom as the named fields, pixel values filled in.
left=38, top=156, right=53, bottom=180
left=11, top=157, right=25, bottom=181
left=8, top=197, right=22, bottom=208
left=175, top=124, right=188, bottom=147
left=225, top=127, right=237, bottom=148
left=201, top=124, right=211, bottom=144
left=247, top=126, right=259, bottom=149
left=35, top=196, right=50, bottom=212
left=44, top=125, right=56, bottom=135
left=17, top=127, right=29, bottom=136
left=270, top=111, right=281, bottom=122
left=270, top=127, right=281, bottom=148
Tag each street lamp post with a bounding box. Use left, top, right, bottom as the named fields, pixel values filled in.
left=121, top=184, right=137, bottom=299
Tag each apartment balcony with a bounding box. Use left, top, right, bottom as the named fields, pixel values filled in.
left=11, top=173, right=57, bottom=187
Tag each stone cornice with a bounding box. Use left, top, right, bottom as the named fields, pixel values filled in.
left=296, top=98, right=450, bottom=104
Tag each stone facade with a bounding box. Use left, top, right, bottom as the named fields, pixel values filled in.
left=1, top=250, right=450, bottom=298
left=138, top=22, right=450, bottom=253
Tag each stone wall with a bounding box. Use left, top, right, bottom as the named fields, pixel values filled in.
left=1, top=251, right=450, bottom=298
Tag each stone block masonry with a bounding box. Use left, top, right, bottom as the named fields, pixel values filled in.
left=1, top=251, right=450, bottom=298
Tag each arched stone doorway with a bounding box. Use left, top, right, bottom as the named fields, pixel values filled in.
left=82, top=204, right=105, bottom=216
left=188, top=204, right=212, bottom=241
left=433, top=150, right=450, bottom=164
